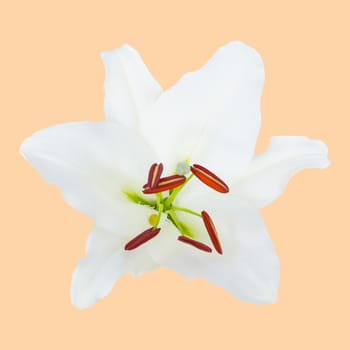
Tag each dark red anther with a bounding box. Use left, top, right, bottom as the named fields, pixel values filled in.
left=143, top=175, right=186, bottom=194
left=201, top=211, right=223, bottom=254
left=190, top=164, right=229, bottom=193
left=147, top=163, right=164, bottom=189
left=177, top=236, right=212, bottom=253
left=124, top=227, right=161, bottom=251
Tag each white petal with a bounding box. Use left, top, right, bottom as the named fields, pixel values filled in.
left=71, top=243, right=125, bottom=310
left=146, top=216, right=210, bottom=280
left=141, top=41, right=264, bottom=180
left=20, top=121, right=158, bottom=231
left=147, top=192, right=280, bottom=304
left=233, top=136, right=330, bottom=208
left=102, top=45, right=162, bottom=129
left=204, top=206, right=280, bottom=304
left=85, top=203, right=159, bottom=279
left=72, top=217, right=159, bottom=309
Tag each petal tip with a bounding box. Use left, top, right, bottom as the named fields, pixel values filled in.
left=19, top=135, right=35, bottom=161
left=261, top=288, right=279, bottom=305
left=322, top=159, right=331, bottom=169
left=238, top=282, right=279, bottom=305
left=269, top=136, right=331, bottom=169
left=19, top=139, right=28, bottom=158
left=218, top=40, right=264, bottom=77
left=70, top=295, right=92, bottom=311
left=309, top=138, right=331, bottom=169
left=70, top=266, right=96, bottom=311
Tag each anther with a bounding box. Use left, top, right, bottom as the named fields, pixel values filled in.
left=190, top=164, right=229, bottom=193
left=124, top=227, right=161, bottom=251
left=177, top=236, right=212, bottom=253
left=143, top=175, right=186, bottom=194
left=201, top=211, right=223, bottom=254
left=147, top=163, right=164, bottom=189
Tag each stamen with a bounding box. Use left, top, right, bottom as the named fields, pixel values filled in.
left=177, top=236, right=212, bottom=253
left=143, top=175, right=186, bottom=194
left=190, top=164, right=229, bottom=193
left=124, top=227, right=161, bottom=251
left=147, top=163, right=164, bottom=189
left=201, top=211, right=223, bottom=254
left=134, top=161, right=226, bottom=253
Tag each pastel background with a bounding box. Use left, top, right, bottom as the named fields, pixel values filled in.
left=1, top=1, right=348, bottom=349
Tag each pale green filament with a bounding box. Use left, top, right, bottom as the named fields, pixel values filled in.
left=172, top=206, right=202, bottom=218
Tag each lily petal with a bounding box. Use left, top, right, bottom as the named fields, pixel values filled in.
left=102, top=45, right=162, bottom=129
left=233, top=136, right=330, bottom=208
left=147, top=193, right=280, bottom=304
left=74, top=204, right=158, bottom=309
left=20, top=121, right=157, bottom=231
left=72, top=225, right=158, bottom=310
left=141, top=41, right=264, bottom=181
left=71, top=241, right=124, bottom=310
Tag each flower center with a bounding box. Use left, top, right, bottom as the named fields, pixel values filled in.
left=124, top=162, right=229, bottom=254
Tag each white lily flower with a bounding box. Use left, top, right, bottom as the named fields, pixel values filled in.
left=20, top=42, right=330, bottom=310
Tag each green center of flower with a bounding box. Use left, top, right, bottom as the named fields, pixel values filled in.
left=124, top=162, right=229, bottom=254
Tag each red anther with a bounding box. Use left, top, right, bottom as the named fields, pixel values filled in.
left=190, top=164, right=229, bottom=193
left=143, top=175, right=186, bottom=194
left=124, top=227, right=161, bottom=251
left=201, top=211, right=223, bottom=254
left=177, top=236, right=212, bottom=253
left=147, top=163, right=164, bottom=189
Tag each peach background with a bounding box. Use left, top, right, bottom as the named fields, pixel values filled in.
left=1, top=0, right=349, bottom=349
